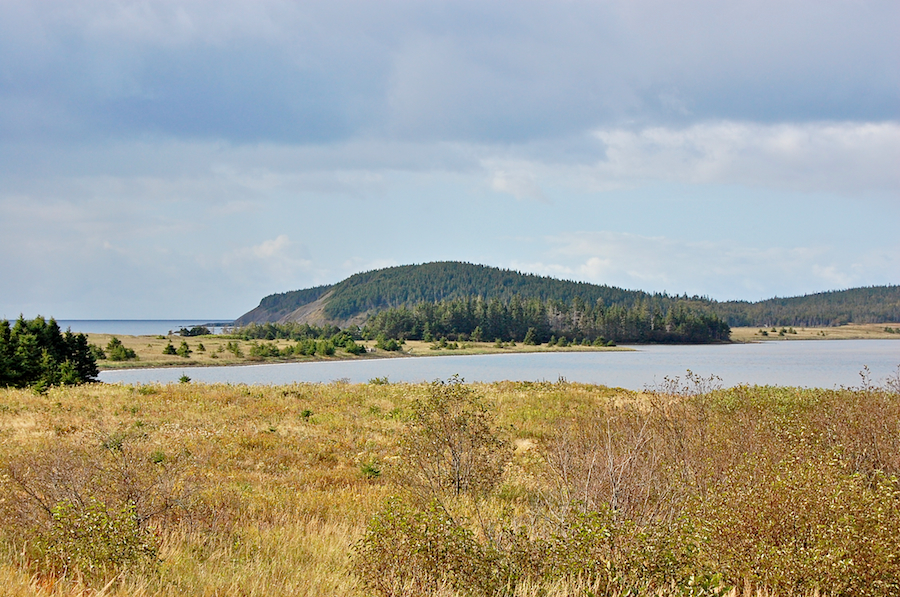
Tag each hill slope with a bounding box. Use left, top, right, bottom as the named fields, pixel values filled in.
left=235, top=261, right=900, bottom=328
left=717, top=285, right=900, bottom=327
left=234, top=262, right=691, bottom=326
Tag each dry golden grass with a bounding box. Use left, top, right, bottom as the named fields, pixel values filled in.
left=87, top=334, right=631, bottom=370
left=730, top=323, right=900, bottom=342
left=86, top=333, right=344, bottom=369
left=0, top=379, right=897, bottom=596
left=0, top=381, right=418, bottom=595
left=400, top=339, right=630, bottom=356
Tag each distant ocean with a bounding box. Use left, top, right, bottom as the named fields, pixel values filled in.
left=55, top=320, right=234, bottom=336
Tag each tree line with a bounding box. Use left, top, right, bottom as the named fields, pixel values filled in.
left=231, top=321, right=351, bottom=342
left=0, top=316, right=99, bottom=389
left=241, top=262, right=899, bottom=332
left=714, top=285, right=900, bottom=327
left=362, top=296, right=731, bottom=344
left=228, top=323, right=366, bottom=356
left=320, top=262, right=676, bottom=320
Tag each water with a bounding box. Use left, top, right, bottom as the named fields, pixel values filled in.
left=55, top=320, right=233, bottom=336
left=100, top=340, right=900, bottom=390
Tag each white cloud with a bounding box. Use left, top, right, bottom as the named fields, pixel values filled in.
left=222, top=235, right=315, bottom=286
left=488, top=168, right=547, bottom=203
left=588, top=121, right=900, bottom=195
left=510, top=231, right=900, bottom=300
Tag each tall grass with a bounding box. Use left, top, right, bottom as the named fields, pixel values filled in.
left=0, top=376, right=897, bottom=595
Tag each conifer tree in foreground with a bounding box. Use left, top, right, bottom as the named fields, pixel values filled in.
left=0, top=316, right=99, bottom=389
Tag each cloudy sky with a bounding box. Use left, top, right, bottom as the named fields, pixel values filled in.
left=1, top=0, right=898, bottom=319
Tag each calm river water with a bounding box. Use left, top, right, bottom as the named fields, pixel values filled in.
left=100, top=340, right=900, bottom=390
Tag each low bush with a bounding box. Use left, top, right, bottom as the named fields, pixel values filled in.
left=4, top=433, right=195, bottom=584
left=355, top=378, right=900, bottom=596
left=375, top=334, right=403, bottom=352
left=41, top=498, right=157, bottom=581
left=106, top=337, right=137, bottom=361
left=176, top=341, right=192, bottom=358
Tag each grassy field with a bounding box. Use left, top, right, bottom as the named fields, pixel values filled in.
left=87, top=334, right=630, bottom=370
left=1, top=376, right=898, bottom=596
left=731, top=322, right=900, bottom=342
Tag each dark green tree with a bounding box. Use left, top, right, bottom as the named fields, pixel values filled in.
left=0, top=316, right=98, bottom=388
left=106, top=337, right=137, bottom=361
left=176, top=341, right=192, bottom=358
left=523, top=327, right=537, bottom=345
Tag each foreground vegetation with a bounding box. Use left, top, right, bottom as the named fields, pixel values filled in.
left=1, top=373, right=899, bottom=596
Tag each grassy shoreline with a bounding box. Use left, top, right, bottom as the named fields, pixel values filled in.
left=730, top=322, right=900, bottom=342
left=87, top=334, right=633, bottom=371
left=89, top=323, right=900, bottom=371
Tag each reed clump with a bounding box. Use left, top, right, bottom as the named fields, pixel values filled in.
left=0, top=374, right=897, bottom=595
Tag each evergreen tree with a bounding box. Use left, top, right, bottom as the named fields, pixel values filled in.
left=0, top=316, right=98, bottom=388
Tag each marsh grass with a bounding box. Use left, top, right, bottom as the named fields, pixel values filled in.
left=87, top=334, right=631, bottom=370
left=0, top=378, right=898, bottom=595
left=730, top=323, right=900, bottom=342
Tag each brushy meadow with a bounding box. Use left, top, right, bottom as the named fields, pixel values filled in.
left=0, top=372, right=898, bottom=596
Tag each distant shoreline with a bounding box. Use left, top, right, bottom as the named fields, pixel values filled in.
left=730, top=323, right=900, bottom=342
left=86, top=324, right=900, bottom=372
left=87, top=334, right=633, bottom=371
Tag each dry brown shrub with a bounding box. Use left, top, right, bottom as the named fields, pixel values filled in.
left=400, top=376, right=510, bottom=501
left=2, top=429, right=198, bottom=581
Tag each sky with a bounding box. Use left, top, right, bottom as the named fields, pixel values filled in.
left=1, top=0, right=898, bottom=319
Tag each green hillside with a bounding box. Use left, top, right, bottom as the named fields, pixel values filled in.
left=235, top=262, right=900, bottom=334
left=320, top=262, right=676, bottom=319
left=717, top=286, right=900, bottom=327
left=237, top=262, right=707, bottom=324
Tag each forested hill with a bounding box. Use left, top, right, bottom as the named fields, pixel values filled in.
left=234, top=262, right=700, bottom=326
left=321, top=262, right=672, bottom=319
left=235, top=261, right=899, bottom=328
left=715, top=286, right=900, bottom=327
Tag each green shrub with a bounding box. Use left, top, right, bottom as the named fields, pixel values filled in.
left=359, top=459, right=382, bottom=478
left=402, top=376, right=509, bottom=498
left=177, top=326, right=210, bottom=337
left=162, top=342, right=177, bottom=355
left=375, top=334, right=402, bottom=352
left=355, top=497, right=498, bottom=596
left=344, top=340, right=366, bottom=355
left=249, top=341, right=282, bottom=358
left=41, top=498, right=157, bottom=580
left=106, top=337, right=137, bottom=361
left=523, top=327, right=537, bottom=345
left=175, top=341, right=192, bottom=358
left=225, top=340, right=243, bottom=357
left=5, top=437, right=193, bottom=585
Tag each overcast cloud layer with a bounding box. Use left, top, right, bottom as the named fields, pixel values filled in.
left=1, top=0, right=897, bottom=318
